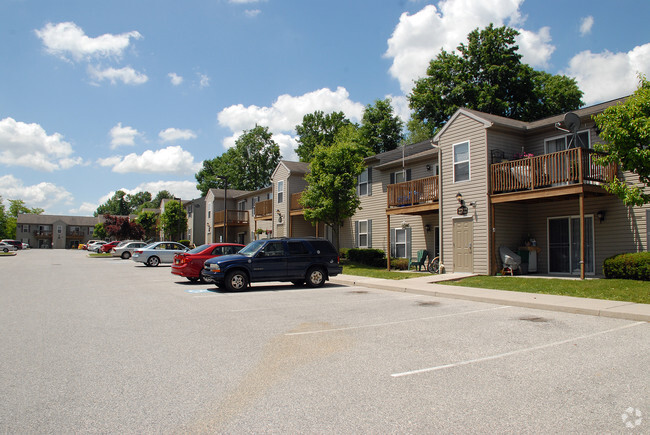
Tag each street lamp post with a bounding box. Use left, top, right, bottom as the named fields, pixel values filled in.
left=217, top=175, right=227, bottom=242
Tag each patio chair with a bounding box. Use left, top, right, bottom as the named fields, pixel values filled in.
left=408, top=249, right=428, bottom=271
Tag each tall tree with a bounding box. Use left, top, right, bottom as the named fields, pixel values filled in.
left=358, top=98, right=404, bottom=155
left=147, top=191, right=175, bottom=209
left=93, top=222, right=107, bottom=240
left=127, top=191, right=153, bottom=213
left=103, top=214, right=145, bottom=241
left=4, top=199, right=44, bottom=239
left=593, top=75, right=650, bottom=206
left=95, top=190, right=130, bottom=216
left=300, top=125, right=371, bottom=250
left=409, top=24, right=583, bottom=135
left=137, top=211, right=159, bottom=241
left=196, top=125, right=280, bottom=195
left=0, top=196, right=8, bottom=239
left=402, top=116, right=432, bottom=146
left=160, top=200, right=188, bottom=241
left=295, top=111, right=351, bottom=162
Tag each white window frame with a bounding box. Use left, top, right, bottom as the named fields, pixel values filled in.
left=358, top=169, right=369, bottom=196
left=208, top=203, right=212, bottom=219
left=358, top=220, right=369, bottom=248
left=277, top=180, right=284, bottom=204
left=394, top=169, right=406, bottom=184
left=453, top=141, right=470, bottom=183
left=544, top=130, right=591, bottom=154
left=238, top=200, right=246, bottom=211
left=22, top=224, right=29, bottom=232
left=394, top=228, right=407, bottom=258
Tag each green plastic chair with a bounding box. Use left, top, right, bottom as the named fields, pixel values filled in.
left=408, top=249, right=428, bottom=271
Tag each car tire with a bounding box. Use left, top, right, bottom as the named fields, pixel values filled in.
left=225, top=270, right=248, bottom=292
left=187, top=277, right=199, bottom=283
left=121, top=251, right=131, bottom=259
left=3, top=248, right=8, bottom=253
left=147, top=256, right=160, bottom=267
left=305, top=267, right=325, bottom=288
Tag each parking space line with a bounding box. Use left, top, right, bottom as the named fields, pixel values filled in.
left=391, top=321, right=646, bottom=378
left=284, top=305, right=512, bottom=336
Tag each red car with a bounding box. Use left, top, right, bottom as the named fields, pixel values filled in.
left=172, top=243, right=244, bottom=282
left=101, top=241, right=121, bottom=253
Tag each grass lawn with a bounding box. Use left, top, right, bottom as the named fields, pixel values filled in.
left=442, top=276, right=650, bottom=304
left=342, top=262, right=424, bottom=280
left=88, top=253, right=112, bottom=258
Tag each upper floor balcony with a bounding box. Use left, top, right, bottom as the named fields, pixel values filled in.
left=254, top=199, right=272, bottom=219
left=213, top=210, right=249, bottom=227
left=490, top=148, right=617, bottom=203
left=33, top=230, right=53, bottom=239
left=66, top=230, right=85, bottom=239
left=387, top=175, right=439, bottom=215
left=290, top=192, right=304, bottom=215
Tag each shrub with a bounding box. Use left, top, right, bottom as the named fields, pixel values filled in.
left=603, top=252, right=650, bottom=281
left=347, top=248, right=385, bottom=266
left=179, top=239, right=191, bottom=247
left=390, top=258, right=409, bottom=270
left=339, top=248, right=349, bottom=259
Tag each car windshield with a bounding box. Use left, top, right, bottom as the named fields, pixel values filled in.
left=187, top=244, right=210, bottom=254
left=237, top=240, right=265, bottom=257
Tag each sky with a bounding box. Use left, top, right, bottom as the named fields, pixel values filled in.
left=1, top=0, right=649, bottom=216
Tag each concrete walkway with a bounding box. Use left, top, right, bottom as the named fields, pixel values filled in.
left=329, top=273, right=650, bottom=322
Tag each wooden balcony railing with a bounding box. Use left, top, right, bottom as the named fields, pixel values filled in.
left=490, top=148, right=617, bottom=194
left=290, top=192, right=303, bottom=211
left=254, top=199, right=272, bottom=218
left=387, top=176, right=439, bottom=208
left=66, top=230, right=85, bottom=239
left=214, top=210, right=249, bottom=226
left=33, top=230, right=53, bottom=238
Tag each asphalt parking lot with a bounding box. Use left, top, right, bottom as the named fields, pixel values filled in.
left=1, top=250, right=648, bottom=433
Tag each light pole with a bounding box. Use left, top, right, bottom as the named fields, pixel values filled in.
left=217, top=175, right=227, bottom=242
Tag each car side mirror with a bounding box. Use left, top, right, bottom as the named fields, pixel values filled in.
left=257, top=251, right=265, bottom=258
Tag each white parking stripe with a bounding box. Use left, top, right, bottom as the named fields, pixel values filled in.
left=391, top=321, right=647, bottom=378
left=284, top=305, right=512, bottom=336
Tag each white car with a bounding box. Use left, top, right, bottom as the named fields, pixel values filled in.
left=0, top=241, right=18, bottom=252
left=131, top=241, right=188, bottom=266
left=112, top=241, right=147, bottom=259
left=87, top=241, right=108, bottom=253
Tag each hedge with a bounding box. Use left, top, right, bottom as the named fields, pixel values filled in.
left=602, top=252, right=650, bottom=281
left=346, top=248, right=386, bottom=267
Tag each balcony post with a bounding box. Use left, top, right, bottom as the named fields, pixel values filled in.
left=578, top=147, right=584, bottom=184
left=386, top=214, right=391, bottom=271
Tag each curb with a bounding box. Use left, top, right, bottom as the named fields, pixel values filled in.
left=330, top=276, right=650, bottom=323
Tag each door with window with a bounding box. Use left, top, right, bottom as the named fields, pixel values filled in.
left=548, top=216, right=594, bottom=275
left=453, top=218, right=473, bottom=272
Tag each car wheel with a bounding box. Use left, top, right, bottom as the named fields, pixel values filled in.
left=121, top=251, right=131, bottom=259
left=225, top=270, right=248, bottom=292
left=305, top=267, right=325, bottom=288
left=2, top=248, right=8, bottom=253
left=187, top=277, right=199, bottom=283
left=147, top=256, right=160, bottom=267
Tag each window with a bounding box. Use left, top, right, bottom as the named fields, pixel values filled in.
left=545, top=131, right=590, bottom=153
left=358, top=220, right=369, bottom=248
left=547, top=215, right=594, bottom=275
left=57, top=225, right=62, bottom=234
left=277, top=180, right=284, bottom=204
left=394, top=228, right=407, bottom=258
left=288, top=241, right=309, bottom=255
left=208, top=203, right=212, bottom=219
left=453, top=141, right=470, bottom=182
left=390, top=169, right=411, bottom=185
left=22, top=225, right=29, bottom=232
left=238, top=200, right=246, bottom=211
left=358, top=168, right=372, bottom=196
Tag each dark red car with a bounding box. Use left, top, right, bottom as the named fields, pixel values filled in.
left=100, top=241, right=121, bottom=253
left=172, top=243, right=244, bottom=282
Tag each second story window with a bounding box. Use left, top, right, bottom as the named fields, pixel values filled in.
left=358, top=168, right=371, bottom=196
left=277, top=180, right=284, bottom=204
left=390, top=169, right=411, bottom=184
left=545, top=131, right=590, bottom=153
left=208, top=203, right=212, bottom=219
left=453, top=141, right=470, bottom=182
left=238, top=200, right=246, bottom=211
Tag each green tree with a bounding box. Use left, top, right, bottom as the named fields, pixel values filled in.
left=4, top=199, right=44, bottom=239
left=127, top=191, right=153, bottom=213
left=93, top=222, right=107, bottom=240
left=593, top=75, right=650, bottom=206
left=295, top=111, right=351, bottom=162
left=409, top=24, right=583, bottom=135
left=95, top=190, right=130, bottom=216
left=146, top=191, right=175, bottom=209
left=300, top=125, right=371, bottom=250
left=402, top=116, right=432, bottom=145
left=137, top=211, right=159, bottom=240
left=0, top=196, right=8, bottom=239
left=358, top=98, right=404, bottom=154
left=196, top=125, right=280, bottom=195
left=160, top=200, right=187, bottom=241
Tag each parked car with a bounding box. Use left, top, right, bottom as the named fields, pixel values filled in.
left=172, top=243, right=244, bottom=283
left=0, top=241, right=18, bottom=252
left=132, top=241, right=188, bottom=266
left=87, top=241, right=108, bottom=253
left=1, top=239, right=22, bottom=250
left=112, top=241, right=147, bottom=259
left=21, top=242, right=30, bottom=249
left=83, top=240, right=104, bottom=250
left=100, top=241, right=121, bottom=253
left=201, top=237, right=342, bottom=291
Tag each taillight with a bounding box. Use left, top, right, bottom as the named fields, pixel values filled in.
left=134, top=250, right=142, bottom=254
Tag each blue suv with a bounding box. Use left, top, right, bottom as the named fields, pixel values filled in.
left=201, top=238, right=342, bottom=291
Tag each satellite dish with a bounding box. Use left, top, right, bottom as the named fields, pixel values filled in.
left=564, top=112, right=580, bottom=134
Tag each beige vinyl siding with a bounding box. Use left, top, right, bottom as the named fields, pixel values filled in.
left=272, top=164, right=290, bottom=238
left=486, top=128, right=525, bottom=160
left=438, top=113, right=489, bottom=274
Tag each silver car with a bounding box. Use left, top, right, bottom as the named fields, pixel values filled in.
left=0, top=241, right=17, bottom=252
left=112, top=241, right=147, bottom=260
left=131, top=241, right=188, bottom=267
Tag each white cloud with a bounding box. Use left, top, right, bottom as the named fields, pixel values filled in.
left=198, top=73, right=210, bottom=88
left=159, top=128, right=197, bottom=143
left=110, top=122, right=141, bottom=148
left=0, top=175, right=74, bottom=211
left=217, top=86, right=365, bottom=158
left=0, top=117, right=82, bottom=171
left=35, top=21, right=141, bottom=62
left=580, top=16, right=594, bottom=36
left=563, top=43, right=650, bottom=105
left=88, top=65, right=148, bottom=85
left=96, top=181, right=201, bottom=209
left=384, top=0, right=554, bottom=93
left=97, top=146, right=202, bottom=175
left=245, top=9, right=262, bottom=18
left=168, top=72, right=183, bottom=85
left=69, top=202, right=99, bottom=215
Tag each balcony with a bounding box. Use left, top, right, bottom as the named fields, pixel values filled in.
left=66, top=230, right=85, bottom=239
left=33, top=230, right=53, bottom=239
left=490, top=148, right=617, bottom=203
left=290, top=192, right=304, bottom=215
left=213, top=210, right=249, bottom=227
left=254, top=199, right=272, bottom=219
left=387, top=176, right=439, bottom=215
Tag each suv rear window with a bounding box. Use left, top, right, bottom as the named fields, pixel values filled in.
left=308, top=240, right=337, bottom=255
left=288, top=241, right=309, bottom=255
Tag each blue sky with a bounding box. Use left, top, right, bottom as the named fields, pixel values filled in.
left=1, top=0, right=649, bottom=215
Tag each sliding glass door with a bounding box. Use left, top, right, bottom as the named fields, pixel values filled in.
left=548, top=216, right=594, bottom=275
